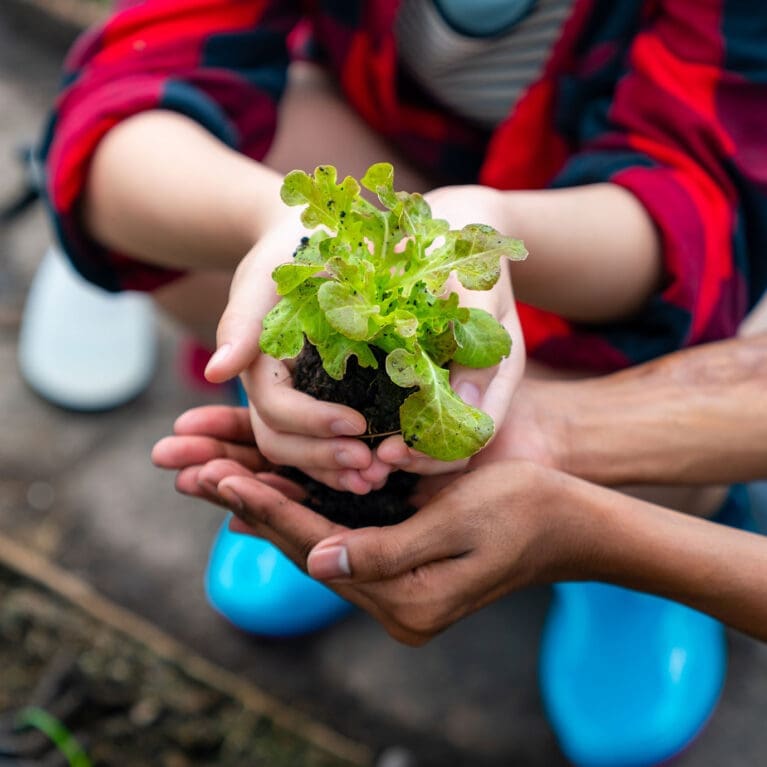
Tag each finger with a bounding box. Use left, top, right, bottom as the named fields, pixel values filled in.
left=248, top=354, right=367, bottom=438
left=223, top=514, right=315, bottom=571
left=250, top=408, right=372, bottom=473
left=358, top=454, right=394, bottom=487
left=204, top=252, right=278, bottom=384
left=305, top=501, right=471, bottom=583
left=299, top=466, right=374, bottom=495
left=216, top=474, right=345, bottom=562
left=229, top=515, right=259, bottom=536
left=174, top=463, right=250, bottom=509
left=194, top=457, right=258, bottom=503
left=467, top=355, right=523, bottom=428
left=223, top=468, right=345, bottom=566
left=175, top=465, right=218, bottom=502
left=374, top=435, right=469, bottom=476
left=173, top=405, right=254, bottom=443
left=151, top=435, right=268, bottom=472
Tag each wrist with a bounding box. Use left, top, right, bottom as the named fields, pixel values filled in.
left=516, top=464, right=594, bottom=586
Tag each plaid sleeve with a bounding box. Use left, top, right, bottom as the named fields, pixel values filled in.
left=483, top=0, right=767, bottom=371
left=40, top=0, right=300, bottom=292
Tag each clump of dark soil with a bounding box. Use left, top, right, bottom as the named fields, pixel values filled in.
left=0, top=566, right=355, bottom=767
left=286, top=343, right=417, bottom=528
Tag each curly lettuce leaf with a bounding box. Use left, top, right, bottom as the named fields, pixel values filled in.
left=317, top=281, right=381, bottom=341
left=386, top=347, right=494, bottom=460
left=452, top=308, right=511, bottom=368
left=264, top=163, right=527, bottom=461
left=281, top=166, right=360, bottom=231
left=400, top=224, right=527, bottom=296
left=260, top=279, right=322, bottom=359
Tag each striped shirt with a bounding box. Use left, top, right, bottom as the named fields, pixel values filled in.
left=397, top=0, right=575, bottom=128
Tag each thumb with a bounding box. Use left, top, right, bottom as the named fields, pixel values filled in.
left=204, top=249, right=278, bottom=384
left=306, top=510, right=467, bottom=583
left=452, top=359, right=519, bottom=436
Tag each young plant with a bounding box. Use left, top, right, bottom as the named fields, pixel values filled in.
left=17, top=706, right=92, bottom=767
left=260, top=163, right=527, bottom=462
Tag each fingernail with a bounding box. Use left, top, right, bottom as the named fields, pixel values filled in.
left=218, top=485, right=243, bottom=512
left=308, top=545, right=350, bottom=580
left=205, top=344, right=232, bottom=373
left=334, top=449, right=363, bottom=469
left=198, top=479, right=218, bottom=497
left=455, top=381, right=480, bottom=407
left=330, top=418, right=363, bottom=436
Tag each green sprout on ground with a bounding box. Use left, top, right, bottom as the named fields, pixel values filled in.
left=17, top=706, right=92, bottom=767
left=260, top=163, right=527, bottom=461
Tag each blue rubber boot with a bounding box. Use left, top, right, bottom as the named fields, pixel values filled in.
left=539, top=486, right=752, bottom=767
left=204, top=382, right=354, bottom=636
left=205, top=518, right=354, bottom=637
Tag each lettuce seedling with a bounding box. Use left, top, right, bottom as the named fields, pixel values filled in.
left=260, top=163, right=527, bottom=462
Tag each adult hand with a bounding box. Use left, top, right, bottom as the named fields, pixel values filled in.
left=152, top=404, right=568, bottom=646
left=153, top=353, right=567, bottom=508
left=198, top=460, right=568, bottom=646
left=151, top=405, right=272, bottom=506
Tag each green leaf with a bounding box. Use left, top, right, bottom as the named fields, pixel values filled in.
left=325, top=253, right=375, bottom=296
left=398, top=194, right=449, bottom=245
left=386, top=348, right=494, bottom=460
left=419, top=327, right=457, bottom=367
left=417, top=291, right=468, bottom=337
left=384, top=308, right=419, bottom=338
left=409, top=224, right=527, bottom=295
left=267, top=163, right=526, bottom=461
left=311, top=327, right=379, bottom=380
left=318, top=281, right=380, bottom=341
left=360, top=162, right=398, bottom=209
left=452, top=224, right=528, bottom=290
left=453, top=308, right=511, bottom=367
left=281, top=166, right=359, bottom=231
left=293, top=232, right=329, bottom=264
left=360, top=163, right=447, bottom=250
left=272, top=263, right=324, bottom=295
left=260, top=279, right=321, bottom=359
left=17, top=707, right=92, bottom=767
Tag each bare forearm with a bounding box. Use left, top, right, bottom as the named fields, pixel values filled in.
left=555, top=475, right=767, bottom=640
left=545, top=333, right=767, bottom=485
left=83, top=110, right=284, bottom=271
left=498, top=183, right=662, bottom=322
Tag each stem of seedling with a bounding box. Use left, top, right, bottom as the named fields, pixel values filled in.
left=360, top=429, right=402, bottom=440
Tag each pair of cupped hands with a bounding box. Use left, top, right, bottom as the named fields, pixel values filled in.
left=153, top=186, right=560, bottom=645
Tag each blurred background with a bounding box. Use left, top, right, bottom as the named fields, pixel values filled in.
left=1, top=2, right=766, bottom=766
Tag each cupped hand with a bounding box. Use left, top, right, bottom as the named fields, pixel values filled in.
left=203, top=209, right=385, bottom=494
left=152, top=400, right=572, bottom=646
left=375, top=185, right=526, bottom=476
left=208, top=459, right=568, bottom=646
left=203, top=184, right=527, bottom=493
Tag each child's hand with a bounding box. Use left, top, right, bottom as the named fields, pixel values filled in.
left=204, top=210, right=384, bottom=494
left=374, top=185, right=526, bottom=477
left=205, top=184, right=526, bottom=492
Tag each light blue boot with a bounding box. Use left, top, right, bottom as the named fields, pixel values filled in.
left=204, top=383, right=354, bottom=637
left=540, top=583, right=725, bottom=767
left=205, top=518, right=354, bottom=637
left=539, top=486, right=753, bottom=767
